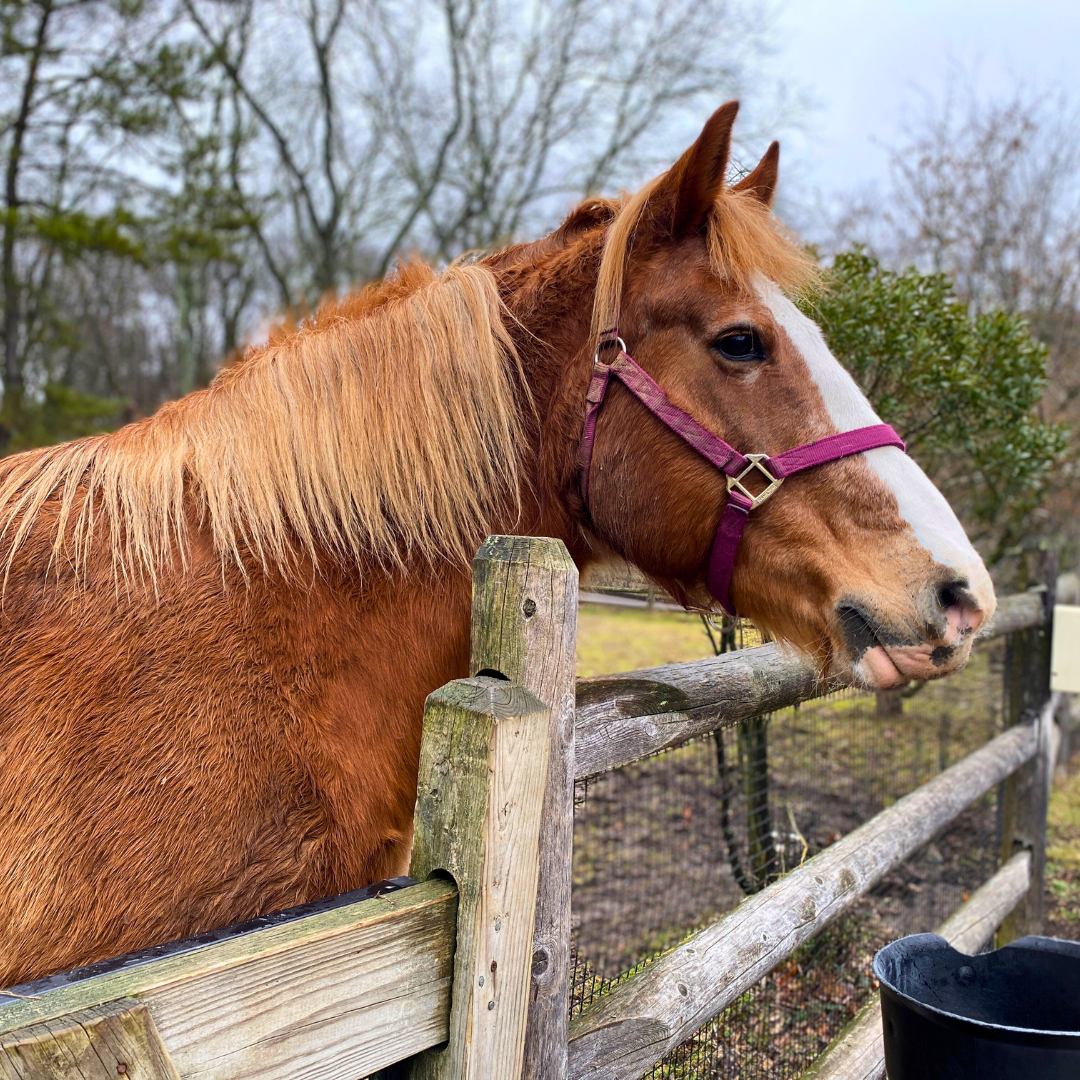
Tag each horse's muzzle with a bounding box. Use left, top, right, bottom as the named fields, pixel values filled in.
left=836, top=580, right=989, bottom=689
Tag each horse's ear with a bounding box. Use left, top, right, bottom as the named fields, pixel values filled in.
left=648, top=101, right=740, bottom=237
left=732, top=141, right=780, bottom=207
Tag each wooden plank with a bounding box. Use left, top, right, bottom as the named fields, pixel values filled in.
left=803, top=850, right=1031, bottom=1080
left=578, top=591, right=685, bottom=613
left=0, top=998, right=179, bottom=1080
left=566, top=722, right=1038, bottom=1080
left=998, top=557, right=1056, bottom=943
left=995, top=696, right=1056, bottom=943
left=573, top=589, right=1044, bottom=781
left=408, top=677, right=551, bottom=1080
left=981, top=589, right=1046, bottom=639
left=407, top=678, right=549, bottom=1080
left=575, top=642, right=835, bottom=780
left=937, top=849, right=1032, bottom=953
left=0, top=879, right=457, bottom=1079
left=469, top=535, right=578, bottom=1080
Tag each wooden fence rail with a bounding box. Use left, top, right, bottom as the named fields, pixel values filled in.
left=574, top=587, right=1049, bottom=780
left=0, top=877, right=457, bottom=1079
left=566, top=712, right=1044, bottom=1080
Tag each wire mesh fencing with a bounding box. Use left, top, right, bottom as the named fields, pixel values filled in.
left=570, top=632, right=1007, bottom=1078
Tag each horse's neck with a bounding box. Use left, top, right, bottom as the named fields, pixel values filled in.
left=497, top=258, right=597, bottom=560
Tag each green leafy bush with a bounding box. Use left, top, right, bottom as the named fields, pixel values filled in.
left=0, top=384, right=124, bottom=454
left=806, top=249, right=1068, bottom=564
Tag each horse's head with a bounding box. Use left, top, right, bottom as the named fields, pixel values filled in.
left=577, top=103, right=995, bottom=688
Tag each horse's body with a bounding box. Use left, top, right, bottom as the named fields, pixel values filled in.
left=0, top=105, right=996, bottom=987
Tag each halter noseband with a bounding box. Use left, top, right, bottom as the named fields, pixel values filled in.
left=577, top=332, right=906, bottom=615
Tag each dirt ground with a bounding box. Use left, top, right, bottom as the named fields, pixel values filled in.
left=573, top=605, right=1007, bottom=974
left=575, top=602, right=1078, bottom=955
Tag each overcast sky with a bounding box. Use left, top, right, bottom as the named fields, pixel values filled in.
left=769, top=0, right=1079, bottom=225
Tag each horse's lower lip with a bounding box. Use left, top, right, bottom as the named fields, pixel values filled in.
left=836, top=601, right=965, bottom=685
left=837, top=602, right=912, bottom=687
left=882, top=641, right=959, bottom=680
left=857, top=645, right=906, bottom=688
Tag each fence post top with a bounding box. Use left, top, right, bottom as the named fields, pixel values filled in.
left=474, top=535, right=576, bottom=573
left=426, top=677, right=547, bottom=720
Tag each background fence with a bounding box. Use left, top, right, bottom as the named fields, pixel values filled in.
left=568, top=579, right=1052, bottom=1079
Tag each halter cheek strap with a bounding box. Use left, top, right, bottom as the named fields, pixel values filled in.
left=578, top=337, right=906, bottom=615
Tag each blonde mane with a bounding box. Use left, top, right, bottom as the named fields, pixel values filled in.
left=0, top=172, right=816, bottom=593
left=0, top=261, right=525, bottom=588
left=591, top=181, right=820, bottom=345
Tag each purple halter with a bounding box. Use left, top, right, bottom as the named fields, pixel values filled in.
left=578, top=333, right=906, bottom=615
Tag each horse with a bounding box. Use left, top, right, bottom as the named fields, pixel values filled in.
left=0, top=102, right=995, bottom=988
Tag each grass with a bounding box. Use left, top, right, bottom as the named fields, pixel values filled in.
left=1046, top=763, right=1080, bottom=938
left=576, top=602, right=760, bottom=677
left=577, top=601, right=1079, bottom=943
left=576, top=603, right=718, bottom=677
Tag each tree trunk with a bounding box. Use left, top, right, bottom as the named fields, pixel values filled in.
left=1, top=0, right=55, bottom=449
left=875, top=688, right=903, bottom=718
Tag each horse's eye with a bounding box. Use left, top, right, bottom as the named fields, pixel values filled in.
left=713, top=330, right=766, bottom=362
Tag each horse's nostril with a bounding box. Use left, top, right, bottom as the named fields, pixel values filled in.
left=933, top=578, right=984, bottom=638
left=937, top=581, right=968, bottom=612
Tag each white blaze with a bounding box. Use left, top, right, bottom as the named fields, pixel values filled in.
left=757, top=280, right=993, bottom=601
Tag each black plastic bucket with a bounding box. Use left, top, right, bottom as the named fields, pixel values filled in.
left=873, top=933, right=1080, bottom=1078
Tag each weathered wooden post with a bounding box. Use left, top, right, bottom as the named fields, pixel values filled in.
left=469, top=536, right=578, bottom=1080
left=996, top=551, right=1056, bottom=942
left=408, top=677, right=553, bottom=1080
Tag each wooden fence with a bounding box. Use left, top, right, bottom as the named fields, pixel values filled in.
left=0, top=536, right=1067, bottom=1080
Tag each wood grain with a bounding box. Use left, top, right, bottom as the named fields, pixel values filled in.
left=802, top=850, right=1031, bottom=1080
left=0, top=998, right=180, bottom=1080
left=573, top=589, right=1045, bottom=781
left=980, top=589, right=1047, bottom=640
left=566, top=722, right=1038, bottom=1080
left=470, top=536, right=578, bottom=1080
left=998, top=559, right=1056, bottom=942
left=575, top=642, right=834, bottom=780
left=408, top=677, right=551, bottom=1080
left=937, top=850, right=1032, bottom=953
left=0, top=880, right=456, bottom=1080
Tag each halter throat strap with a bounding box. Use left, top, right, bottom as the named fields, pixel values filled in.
left=578, top=339, right=906, bottom=615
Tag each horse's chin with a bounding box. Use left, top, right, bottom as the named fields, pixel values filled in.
left=669, top=585, right=975, bottom=693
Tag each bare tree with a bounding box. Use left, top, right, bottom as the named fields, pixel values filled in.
left=0, top=0, right=265, bottom=430
left=1, top=0, right=797, bottom=447
left=890, top=88, right=1080, bottom=386
left=828, top=79, right=1080, bottom=556
left=181, top=0, right=788, bottom=308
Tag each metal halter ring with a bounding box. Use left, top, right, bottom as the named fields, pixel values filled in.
left=595, top=335, right=627, bottom=362
left=726, top=454, right=784, bottom=509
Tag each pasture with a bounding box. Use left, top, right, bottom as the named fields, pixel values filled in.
left=0, top=102, right=1069, bottom=1080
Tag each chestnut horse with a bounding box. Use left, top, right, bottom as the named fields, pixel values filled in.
left=0, top=103, right=994, bottom=988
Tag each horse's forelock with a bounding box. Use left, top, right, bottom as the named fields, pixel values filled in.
left=590, top=180, right=819, bottom=348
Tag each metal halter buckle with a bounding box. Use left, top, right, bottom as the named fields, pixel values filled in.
left=726, top=454, right=784, bottom=509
